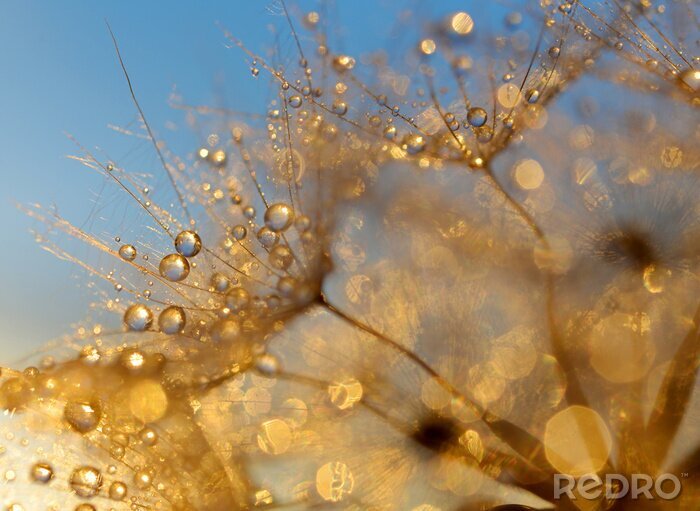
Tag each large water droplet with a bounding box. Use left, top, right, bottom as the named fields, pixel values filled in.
left=30, top=462, right=53, bottom=484
left=124, top=304, right=153, bottom=332
left=70, top=466, right=103, bottom=498
left=467, top=107, right=488, bottom=127
left=159, top=254, right=190, bottom=282
left=158, top=306, right=186, bottom=334
left=64, top=400, right=101, bottom=433
left=264, top=203, right=294, bottom=232
left=174, top=230, right=202, bottom=257
left=118, top=244, right=136, bottom=261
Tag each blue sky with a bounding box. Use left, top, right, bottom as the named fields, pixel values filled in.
left=0, top=0, right=506, bottom=362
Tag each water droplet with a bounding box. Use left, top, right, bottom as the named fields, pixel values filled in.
left=124, top=304, right=153, bottom=332
left=269, top=245, right=294, bottom=270
left=295, top=215, right=311, bottom=232
left=70, top=466, right=103, bottom=498
left=139, top=426, right=158, bottom=446
left=174, top=230, right=202, bottom=257
left=332, top=55, right=356, bottom=72
left=30, top=462, right=53, bottom=484
left=109, top=481, right=128, bottom=500
left=257, top=227, right=279, bottom=248
left=679, top=69, right=700, bottom=92
left=383, top=125, right=397, bottom=140
left=404, top=134, right=426, bottom=155
left=133, top=469, right=152, bottom=489
left=226, top=288, right=250, bottom=312
left=159, top=254, right=190, bottom=282
left=158, top=306, right=186, bottom=334
left=118, top=244, right=136, bottom=261
left=332, top=100, right=348, bottom=116
left=467, top=107, right=488, bottom=127
left=210, top=318, right=241, bottom=343
left=232, top=225, right=247, bottom=241
left=211, top=272, right=230, bottom=292
left=64, top=400, right=101, bottom=433
left=289, top=95, right=303, bottom=108
left=255, top=353, right=279, bottom=376
left=251, top=67, right=260, bottom=76
left=264, top=203, right=294, bottom=232
left=526, top=89, right=540, bottom=103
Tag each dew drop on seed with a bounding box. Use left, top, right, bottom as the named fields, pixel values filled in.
left=174, top=230, right=202, bottom=257
left=159, top=254, right=190, bottom=282
left=332, top=100, right=348, bottom=116
left=118, top=244, right=136, bottom=261
left=211, top=272, right=230, bottom=292
left=226, top=288, right=250, bottom=312
left=70, top=466, right=103, bottom=498
left=124, top=304, right=153, bottom=331
left=404, top=134, right=426, bottom=155
left=264, top=203, right=294, bottom=232
left=30, top=462, right=53, bottom=484
left=232, top=224, right=247, bottom=241
left=64, top=400, right=101, bottom=433
left=257, top=227, right=279, bottom=248
left=467, top=107, right=488, bottom=127
left=109, top=481, right=128, bottom=501
left=289, top=95, right=302, bottom=108
left=158, top=306, right=186, bottom=334
left=269, top=245, right=294, bottom=270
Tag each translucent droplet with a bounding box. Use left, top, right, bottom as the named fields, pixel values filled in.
left=210, top=272, right=230, bottom=292
left=159, top=254, right=190, bottom=282
left=264, top=203, right=294, bottom=232
left=139, top=426, right=158, bottom=446
left=295, top=215, right=311, bottom=232
left=679, top=69, right=700, bottom=92
left=226, top=288, right=250, bottom=312
left=174, top=230, right=202, bottom=257
left=123, top=304, right=153, bottom=332
left=70, top=466, right=103, bottom=498
left=75, top=505, right=96, bottom=511
left=210, top=318, right=241, bottom=343
left=383, top=125, right=397, bottom=140
left=118, top=244, right=136, bottom=261
left=30, top=462, right=53, bottom=484
left=158, top=306, right=186, bottom=334
left=64, top=400, right=101, bottom=433
left=109, top=481, right=128, bottom=500
left=332, top=55, right=356, bottom=72
left=526, top=89, right=540, bottom=103
left=404, top=134, right=426, bottom=155
left=269, top=245, right=294, bottom=270
left=232, top=225, right=247, bottom=241
left=332, top=100, right=348, bottom=116
left=257, top=227, right=279, bottom=248
left=289, top=95, right=302, bottom=108
left=467, top=107, right=488, bottom=127
left=133, top=469, right=152, bottom=489
left=255, top=353, right=279, bottom=376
